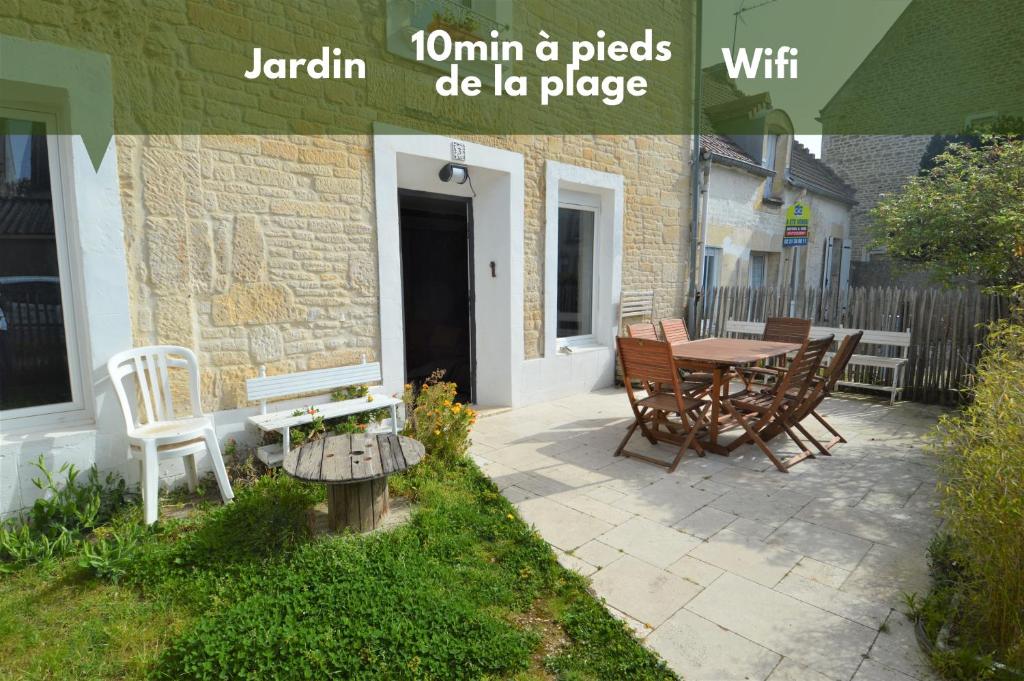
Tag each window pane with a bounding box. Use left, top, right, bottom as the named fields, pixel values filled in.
left=702, top=247, right=720, bottom=291
left=0, top=118, right=73, bottom=411
left=556, top=207, right=595, bottom=338
left=751, top=254, right=766, bottom=288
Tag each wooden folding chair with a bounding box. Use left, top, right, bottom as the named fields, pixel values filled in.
left=740, top=316, right=812, bottom=389
left=660, top=318, right=714, bottom=390
left=627, top=321, right=705, bottom=395
left=615, top=336, right=710, bottom=473
left=763, top=330, right=864, bottom=455
left=626, top=322, right=659, bottom=340
left=659, top=318, right=691, bottom=345
left=764, top=316, right=812, bottom=344
left=721, top=334, right=833, bottom=472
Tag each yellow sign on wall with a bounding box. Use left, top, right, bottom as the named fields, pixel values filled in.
left=784, top=201, right=811, bottom=247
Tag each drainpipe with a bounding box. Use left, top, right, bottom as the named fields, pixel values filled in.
left=686, top=0, right=704, bottom=335
left=695, top=153, right=712, bottom=321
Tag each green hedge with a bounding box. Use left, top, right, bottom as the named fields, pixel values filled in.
left=934, top=299, right=1024, bottom=671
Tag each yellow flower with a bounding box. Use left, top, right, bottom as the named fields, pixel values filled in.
left=366, top=394, right=374, bottom=402
left=506, top=513, right=515, bottom=520
left=452, top=403, right=462, bottom=413
left=434, top=429, right=441, bottom=436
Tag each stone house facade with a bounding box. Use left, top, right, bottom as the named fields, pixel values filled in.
left=1, top=83, right=692, bottom=518
left=698, top=67, right=856, bottom=299
left=2, top=125, right=692, bottom=516
left=118, top=132, right=691, bottom=415
left=0, top=1, right=699, bottom=516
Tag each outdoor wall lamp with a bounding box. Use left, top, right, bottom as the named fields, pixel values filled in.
left=438, top=163, right=469, bottom=184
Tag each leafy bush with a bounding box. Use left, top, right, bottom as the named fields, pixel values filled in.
left=871, top=135, right=1023, bottom=293
left=402, top=370, right=476, bottom=463
left=933, top=291, right=1024, bottom=669
left=0, top=456, right=131, bottom=571
left=166, top=474, right=321, bottom=573
left=79, top=520, right=152, bottom=583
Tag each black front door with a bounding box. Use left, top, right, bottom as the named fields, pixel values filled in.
left=398, top=190, right=475, bottom=403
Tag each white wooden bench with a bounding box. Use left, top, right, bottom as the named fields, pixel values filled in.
left=245, top=360, right=403, bottom=466
left=723, top=320, right=912, bottom=405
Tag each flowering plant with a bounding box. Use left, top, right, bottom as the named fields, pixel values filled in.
left=265, top=384, right=391, bottom=447
left=402, top=370, right=475, bottom=463
left=289, top=406, right=325, bottom=445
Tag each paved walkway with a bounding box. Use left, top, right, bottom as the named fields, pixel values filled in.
left=473, top=389, right=943, bottom=681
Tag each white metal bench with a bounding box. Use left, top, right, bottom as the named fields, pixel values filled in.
left=723, top=320, right=912, bottom=405
left=245, top=360, right=403, bottom=466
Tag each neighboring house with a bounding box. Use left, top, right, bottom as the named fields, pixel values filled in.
left=0, top=17, right=695, bottom=516
left=820, top=0, right=1021, bottom=287
left=697, top=66, right=856, bottom=300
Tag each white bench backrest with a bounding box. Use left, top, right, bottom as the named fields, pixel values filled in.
left=810, top=325, right=911, bottom=348
left=723, top=320, right=764, bottom=337
left=246, top=361, right=383, bottom=413
left=724, top=320, right=911, bottom=348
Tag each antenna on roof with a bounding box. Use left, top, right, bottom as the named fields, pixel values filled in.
left=731, top=0, right=781, bottom=52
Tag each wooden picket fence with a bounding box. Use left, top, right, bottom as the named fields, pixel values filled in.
left=694, top=285, right=1011, bottom=405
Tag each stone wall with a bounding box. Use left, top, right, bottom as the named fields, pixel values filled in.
left=118, top=134, right=691, bottom=412
left=820, top=135, right=929, bottom=262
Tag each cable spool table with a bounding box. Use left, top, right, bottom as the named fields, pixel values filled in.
left=283, top=432, right=425, bottom=532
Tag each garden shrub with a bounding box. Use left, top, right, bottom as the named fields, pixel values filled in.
left=402, top=370, right=476, bottom=463
left=0, top=456, right=131, bottom=571
left=79, top=520, right=153, bottom=583
left=168, top=474, right=322, bottom=572
left=933, top=293, right=1024, bottom=670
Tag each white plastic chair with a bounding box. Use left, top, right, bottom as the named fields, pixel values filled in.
left=107, top=345, right=234, bottom=524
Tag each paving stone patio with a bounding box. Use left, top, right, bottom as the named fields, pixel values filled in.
left=473, top=388, right=944, bottom=681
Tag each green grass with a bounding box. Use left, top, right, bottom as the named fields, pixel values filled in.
left=0, top=571, right=187, bottom=680
left=0, top=458, right=675, bottom=680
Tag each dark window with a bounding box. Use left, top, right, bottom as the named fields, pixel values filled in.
left=0, top=117, right=74, bottom=412
left=556, top=207, right=595, bottom=338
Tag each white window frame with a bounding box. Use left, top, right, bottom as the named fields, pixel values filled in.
left=702, top=246, right=722, bottom=292
left=555, top=190, right=600, bottom=347
left=0, top=106, right=88, bottom=424
left=0, top=35, right=133, bottom=439
left=543, top=161, right=623, bottom=358
left=750, top=252, right=767, bottom=288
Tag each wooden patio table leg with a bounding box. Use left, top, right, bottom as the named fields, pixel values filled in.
left=703, top=366, right=730, bottom=456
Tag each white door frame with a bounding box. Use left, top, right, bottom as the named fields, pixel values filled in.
left=372, top=126, right=524, bottom=406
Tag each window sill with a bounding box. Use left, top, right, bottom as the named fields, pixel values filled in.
left=0, top=415, right=97, bottom=444
left=557, top=339, right=606, bottom=354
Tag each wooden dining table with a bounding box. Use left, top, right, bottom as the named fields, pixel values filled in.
left=671, top=338, right=801, bottom=455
